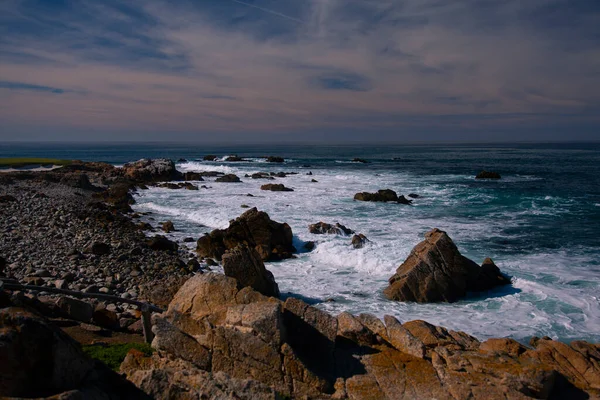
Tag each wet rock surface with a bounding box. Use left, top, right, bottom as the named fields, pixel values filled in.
left=354, top=189, right=413, bottom=204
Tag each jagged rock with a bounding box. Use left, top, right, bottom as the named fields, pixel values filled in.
left=161, top=220, right=175, bottom=233
left=354, top=189, right=412, bottom=204
left=479, top=338, right=528, bottom=357
left=351, top=234, right=369, bottom=248
left=146, top=235, right=178, bottom=252
left=309, top=222, right=354, bottom=235
left=152, top=317, right=211, bottom=370
left=265, top=156, right=284, bottom=163
left=122, top=158, right=182, bottom=183
left=260, top=183, right=293, bottom=192
left=196, top=208, right=295, bottom=261
left=215, top=174, right=241, bottom=183
left=222, top=245, right=280, bottom=297
left=384, top=229, right=510, bottom=303
left=476, top=170, right=501, bottom=179
left=337, top=312, right=376, bottom=346
left=225, top=155, right=243, bottom=162
left=203, top=155, right=218, bottom=161
left=384, top=315, right=426, bottom=358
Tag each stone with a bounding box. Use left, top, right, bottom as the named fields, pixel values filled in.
left=196, top=208, right=295, bottom=261
left=161, top=220, right=175, bottom=233
left=260, top=183, right=293, bottom=192
left=203, top=155, right=218, bottom=161
left=265, top=156, right=284, bottom=163
left=152, top=317, right=211, bottom=370
left=384, top=229, right=510, bottom=303
left=476, top=170, right=501, bottom=179
left=351, top=234, right=369, bottom=248
left=383, top=315, right=426, bottom=358
left=337, top=312, right=376, bottom=346
left=84, top=241, right=110, bottom=255
left=92, top=307, right=119, bottom=329
left=308, top=222, right=354, bottom=235
left=183, top=172, right=204, bottom=181
left=354, top=189, right=412, bottom=204
left=146, top=235, right=178, bottom=252
left=215, top=174, right=241, bottom=182
left=479, top=338, right=528, bottom=357
left=55, top=279, right=68, bottom=289
left=222, top=245, right=280, bottom=297
left=56, top=297, right=93, bottom=323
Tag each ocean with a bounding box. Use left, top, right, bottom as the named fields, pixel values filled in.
left=2, top=142, right=599, bottom=343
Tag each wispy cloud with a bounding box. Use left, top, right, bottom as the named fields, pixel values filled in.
left=0, top=0, right=599, bottom=141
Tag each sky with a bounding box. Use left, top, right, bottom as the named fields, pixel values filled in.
left=0, top=0, right=599, bottom=143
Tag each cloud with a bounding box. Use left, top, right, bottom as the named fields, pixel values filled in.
left=0, top=80, right=67, bottom=94
left=0, top=0, right=599, bottom=141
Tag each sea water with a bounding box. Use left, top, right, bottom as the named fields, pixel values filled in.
left=2, top=142, right=599, bottom=342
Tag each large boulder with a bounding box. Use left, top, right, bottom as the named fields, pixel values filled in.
left=0, top=307, right=145, bottom=398
left=215, top=174, right=241, bottom=183
left=122, top=159, right=182, bottom=183
left=222, top=245, right=280, bottom=297
left=384, top=229, right=510, bottom=303
left=308, top=222, right=354, bottom=235
left=260, top=183, right=293, bottom=192
left=196, top=208, right=295, bottom=261
left=354, top=189, right=412, bottom=204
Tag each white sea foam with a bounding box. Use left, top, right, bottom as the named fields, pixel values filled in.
left=131, top=163, right=600, bottom=342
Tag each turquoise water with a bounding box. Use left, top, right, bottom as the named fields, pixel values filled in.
left=2, top=142, right=599, bottom=342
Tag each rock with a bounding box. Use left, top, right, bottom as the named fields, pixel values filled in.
left=196, top=208, right=295, bottom=261
left=384, top=229, right=511, bottom=303
left=0, top=195, right=17, bottom=203
left=352, top=158, right=369, bottom=163
left=224, top=155, right=243, bottom=162
left=23, top=276, right=44, bottom=286
left=93, top=307, right=119, bottom=329
left=146, top=235, right=178, bottom=252
left=97, top=182, right=136, bottom=212
left=351, top=234, right=369, bottom=249
left=303, top=241, right=315, bottom=251
left=121, top=158, right=182, bottom=183
left=0, top=256, right=5, bottom=276
left=479, top=338, right=528, bottom=357
left=177, top=158, right=187, bottom=162
left=408, top=193, right=420, bottom=198
left=183, top=237, right=195, bottom=243
left=56, top=296, right=93, bottom=323
left=161, top=220, right=175, bottom=233
left=311, top=179, right=318, bottom=182
left=260, top=183, right=293, bottom=192
left=265, top=156, right=284, bottom=163
left=308, top=222, right=354, bottom=235
left=140, top=276, right=190, bottom=309
left=203, top=155, right=218, bottom=161
left=215, top=174, right=241, bottom=183
left=55, top=279, right=68, bottom=289
left=152, top=317, right=211, bottom=370
left=476, top=170, right=501, bottom=179
left=221, top=245, right=280, bottom=297
left=84, top=241, right=111, bottom=255
left=337, top=312, right=376, bottom=346
left=383, top=315, right=426, bottom=358
left=0, top=307, right=93, bottom=397
left=59, top=172, right=99, bottom=191
left=354, top=189, right=412, bottom=204
left=183, top=172, right=204, bottom=181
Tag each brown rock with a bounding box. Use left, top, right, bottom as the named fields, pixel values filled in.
left=146, top=235, right=178, bottom=252
left=354, top=189, right=411, bottom=203
left=215, top=174, right=241, bottom=182
left=479, top=338, right=528, bottom=357
left=56, top=297, right=93, bottom=323
left=161, top=220, right=175, bottom=233
left=92, top=307, right=119, bottom=329
left=351, top=233, right=369, bottom=248
left=151, top=317, right=211, bottom=370
left=222, top=245, right=280, bottom=297
left=337, top=312, right=376, bottom=345
left=121, top=158, right=182, bottom=183
left=383, top=315, right=426, bottom=358
left=384, top=228, right=510, bottom=303
left=196, top=208, right=295, bottom=261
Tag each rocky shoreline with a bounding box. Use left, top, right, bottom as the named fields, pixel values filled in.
left=1, top=159, right=599, bottom=399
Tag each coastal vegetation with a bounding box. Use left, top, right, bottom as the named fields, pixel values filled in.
left=0, top=157, right=72, bottom=168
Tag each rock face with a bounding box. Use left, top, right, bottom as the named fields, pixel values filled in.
left=119, top=273, right=600, bottom=400
left=384, top=229, right=511, bottom=302
left=309, top=222, right=354, bottom=235
left=260, top=183, right=293, bottom=192
left=0, top=307, right=145, bottom=398
left=222, top=245, right=280, bottom=297
left=476, top=170, right=501, bottom=179
left=354, top=189, right=412, bottom=204
left=122, top=159, right=182, bottom=183
left=196, top=208, right=295, bottom=261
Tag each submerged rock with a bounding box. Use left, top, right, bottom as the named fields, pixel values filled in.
left=384, top=228, right=511, bottom=302
left=351, top=234, right=369, bottom=249
left=476, top=170, right=501, bottom=179
left=196, top=208, right=295, bottom=261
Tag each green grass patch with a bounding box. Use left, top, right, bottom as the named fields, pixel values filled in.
left=0, top=157, right=72, bottom=168
left=82, top=342, right=153, bottom=371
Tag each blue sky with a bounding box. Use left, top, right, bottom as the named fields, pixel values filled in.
left=0, top=0, right=599, bottom=142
